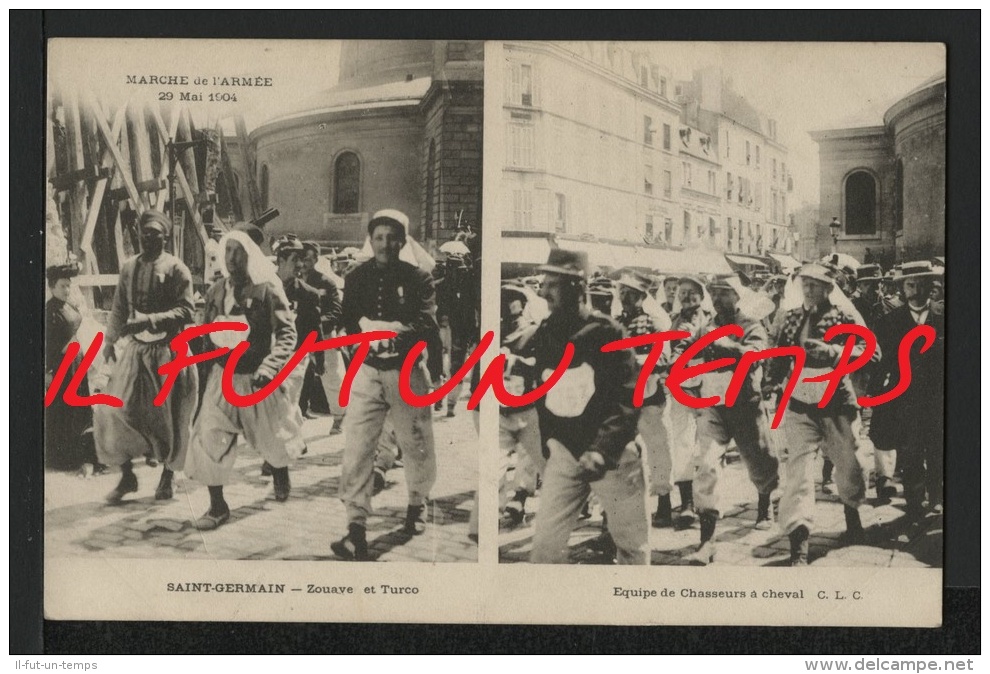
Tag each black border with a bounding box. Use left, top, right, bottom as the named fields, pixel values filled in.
left=14, top=9, right=979, bottom=655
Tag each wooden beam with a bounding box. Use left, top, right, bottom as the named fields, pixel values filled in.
left=149, top=106, right=208, bottom=248
left=112, top=206, right=127, bottom=269
left=91, top=99, right=144, bottom=214
left=80, top=177, right=108, bottom=275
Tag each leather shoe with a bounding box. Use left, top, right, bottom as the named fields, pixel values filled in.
left=403, top=504, right=427, bottom=535
left=194, top=508, right=230, bottom=531
left=105, top=472, right=138, bottom=505
left=331, top=523, right=369, bottom=561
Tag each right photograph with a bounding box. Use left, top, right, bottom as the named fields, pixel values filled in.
left=493, top=41, right=945, bottom=568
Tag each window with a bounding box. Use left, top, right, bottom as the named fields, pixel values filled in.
left=724, top=130, right=730, bottom=159
left=643, top=164, right=653, bottom=195
left=662, top=170, right=672, bottom=198
left=259, top=164, right=270, bottom=210
left=643, top=115, right=654, bottom=145
left=708, top=217, right=716, bottom=239
left=738, top=219, right=744, bottom=251
left=683, top=211, right=691, bottom=241
left=772, top=158, right=777, bottom=181
left=554, top=192, right=567, bottom=232
left=509, top=62, right=533, bottom=106
left=726, top=172, right=733, bottom=200
left=781, top=162, right=787, bottom=183
left=512, top=189, right=533, bottom=229
left=509, top=124, right=534, bottom=168
left=708, top=170, right=716, bottom=195
left=771, top=188, right=778, bottom=222
left=645, top=214, right=654, bottom=238
left=664, top=218, right=673, bottom=243
left=726, top=217, right=733, bottom=245
left=640, top=66, right=649, bottom=88
left=659, top=77, right=667, bottom=98
left=662, top=123, right=671, bottom=150
left=755, top=182, right=763, bottom=211
left=682, top=161, right=692, bottom=187
left=746, top=140, right=751, bottom=165
left=332, top=152, right=360, bottom=214
left=755, top=145, right=761, bottom=167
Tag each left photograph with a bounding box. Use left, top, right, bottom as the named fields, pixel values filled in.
left=44, top=39, right=483, bottom=565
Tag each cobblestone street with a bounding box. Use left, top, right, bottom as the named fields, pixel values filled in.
left=45, top=402, right=479, bottom=563
left=499, top=446, right=942, bottom=568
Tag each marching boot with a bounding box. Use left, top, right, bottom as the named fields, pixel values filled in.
left=789, top=525, right=810, bottom=566
left=331, top=522, right=369, bottom=561
left=272, top=467, right=291, bottom=502
left=403, top=504, right=427, bottom=535
left=260, top=460, right=273, bottom=477
left=686, top=510, right=718, bottom=565
left=840, top=504, right=865, bottom=544
left=675, top=481, right=695, bottom=528
left=652, top=494, right=673, bottom=528
left=195, top=486, right=230, bottom=530
left=329, top=417, right=344, bottom=436
left=106, top=461, right=138, bottom=505
left=155, top=467, right=174, bottom=501
left=875, top=476, right=897, bottom=501
left=821, top=458, right=834, bottom=494
left=755, top=492, right=774, bottom=530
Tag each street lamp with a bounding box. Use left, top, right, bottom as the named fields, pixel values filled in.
left=828, top=217, right=841, bottom=253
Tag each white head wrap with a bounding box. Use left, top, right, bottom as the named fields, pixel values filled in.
left=780, top=272, right=862, bottom=320
left=217, top=229, right=281, bottom=289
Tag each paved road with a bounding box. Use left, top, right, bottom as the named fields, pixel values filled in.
left=498, top=446, right=942, bottom=567
left=45, top=403, right=479, bottom=563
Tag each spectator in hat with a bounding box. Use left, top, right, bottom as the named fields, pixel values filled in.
left=527, top=249, right=647, bottom=564
left=764, top=263, right=880, bottom=565
left=95, top=209, right=198, bottom=505
left=298, top=241, right=345, bottom=432
left=45, top=262, right=106, bottom=475
left=331, top=210, right=440, bottom=561
left=852, top=264, right=885, bottom=332
left=869, top=261, right=945, bottom=520
left=614, top=268, right=675, bottom=529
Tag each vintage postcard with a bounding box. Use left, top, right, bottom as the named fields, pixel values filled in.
left=45, top=38, right=943, bottom=626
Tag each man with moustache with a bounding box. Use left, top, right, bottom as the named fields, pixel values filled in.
left=184, top=224, right=302, bottom=527
left=299, top=241, right=345, bottom=433
left=528, top=249, right=646, bottom=565
left=331, top=210, right=440, bottom=561
left=869, top=261, right=945, bottom=520
left=96, top=210, right=198, bottom=505
left=765, top=263, right=880, bottom=565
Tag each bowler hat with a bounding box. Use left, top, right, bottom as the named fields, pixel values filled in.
left=538, top=248, right=590, bottom=279
left=616, top=269, right=651, bottom=295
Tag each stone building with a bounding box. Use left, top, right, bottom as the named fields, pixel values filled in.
left=810, top=72, right=945, bottom=266
left=243, top=40, right=483, bottom=249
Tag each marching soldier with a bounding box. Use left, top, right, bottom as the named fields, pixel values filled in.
left=765, top=263, right=880, bottom=565
left=528, top=250, right=647, bottom=565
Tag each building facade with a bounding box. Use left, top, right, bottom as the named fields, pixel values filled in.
left=497, top=43, right=794, bottom=269
left=243, top=40, right=483, bottom=249
left=811, top=73, right=945, bottom=266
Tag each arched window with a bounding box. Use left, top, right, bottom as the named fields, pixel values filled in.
left=844, top=170, right=877, bottom=236
left=259, top=165, right=270, bottom=210
left=333, top=152, right=361, bottom=214
left=424, top=141, right=436, bottom=241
